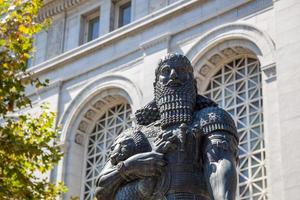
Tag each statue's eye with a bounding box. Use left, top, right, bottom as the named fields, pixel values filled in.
left=181, top=67, right=186, bottom=72
left=161, top=66, right=171, bottom=75
left=177, top=66, right=187, bottom=73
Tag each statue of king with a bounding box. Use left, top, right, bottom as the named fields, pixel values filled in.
left=95, top=53, right=239, bottom=200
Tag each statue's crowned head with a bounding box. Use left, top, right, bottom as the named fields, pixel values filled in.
left=154, top=53, right=197, bottom=127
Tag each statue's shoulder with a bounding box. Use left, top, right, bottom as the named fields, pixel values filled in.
left=194, top=106, right=236, bottom=128
left=193, top=96, right=238, bottom=141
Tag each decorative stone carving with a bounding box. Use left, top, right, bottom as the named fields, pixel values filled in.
left=222, top=48, right=237, bottom=57
left=38, top=0, right=87, bottom=21
left=78, top=121, right=89, bottom=133
left=199, top=65, right=210, bottom=76
left=85, top=109, right=96, bottom=120
left=209, top=54, right=222, bottom=65
left=94, top=100, right=106, bottom=110
left=195, top=45, right=260, bottom=86
left=75, top=133, right=85, bottom=145
left=95, top=53, right=238, bottom=200
left=234, top=46, right=251, bottom=54
left=104, top=95, right=117, bottom=104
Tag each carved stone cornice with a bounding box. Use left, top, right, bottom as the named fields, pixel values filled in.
left=38, top=0, right=87, bottom=20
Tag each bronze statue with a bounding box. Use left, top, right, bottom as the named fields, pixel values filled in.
left=95, top=53, right=239, bottom=200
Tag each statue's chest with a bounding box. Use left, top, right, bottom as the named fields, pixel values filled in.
left=167, top=130, right=200, bottom=165
left=137, top=121, right=203, bottom=161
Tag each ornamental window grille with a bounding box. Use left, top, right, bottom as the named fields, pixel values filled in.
left=204, top=55, right=268, bottom=200
left=83, top=103, right=132, bottom=200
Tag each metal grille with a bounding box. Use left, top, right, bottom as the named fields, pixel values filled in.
left=83, top=103, right=132, bottom=200
left=204, top=56, right=268, bottom=200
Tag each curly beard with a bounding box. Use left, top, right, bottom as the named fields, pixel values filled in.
left=154, top=81, right=197, bottom=128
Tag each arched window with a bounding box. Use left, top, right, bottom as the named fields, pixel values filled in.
left=83, top=103, right=132, bottom=200
left=204, top=55, right=268, bottom=200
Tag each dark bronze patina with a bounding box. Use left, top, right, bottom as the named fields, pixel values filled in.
left=95, top=53, right=239, bottom=200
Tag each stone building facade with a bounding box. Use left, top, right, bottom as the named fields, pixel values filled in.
left=27, top=0, right=300, bottom=199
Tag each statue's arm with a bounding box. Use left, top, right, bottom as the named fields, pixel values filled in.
left=203, top=132, right=238, bottom=200
left=95, top=127, right=174, bottom=200
left=95, top=160, right=125, bottom=200
left=95, top=151, right=166, bottom=200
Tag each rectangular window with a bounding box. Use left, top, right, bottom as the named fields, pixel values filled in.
left=112, top=0, right=131, bottom=29
left=81, top=9, right=100, bottom=44
left=118, top=2, right=131, bottom=28
left=87, top=16, right=100, bottom=42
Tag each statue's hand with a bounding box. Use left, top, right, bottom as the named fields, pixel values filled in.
left=124, top=151, right=166, bottom=178
left=137, top=177, right=157, bottom=198
left=154, top=130, right=178, bottom=154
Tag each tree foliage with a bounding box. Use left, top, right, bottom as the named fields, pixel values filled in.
left=0, top=0, right=49, bottom=114
left=0, top=0, right=66, bottom=199
left=0, top=107, right=66, bottom=199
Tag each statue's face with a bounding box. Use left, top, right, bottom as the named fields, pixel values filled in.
left=154, top=59, right=196, bottom=127
left=157, top=63, right=192, bottom=87
left=110, top=136, right=135, bottom=165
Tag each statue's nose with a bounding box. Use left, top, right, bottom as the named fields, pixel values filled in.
left=170, top=69, right=178, bottom=79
